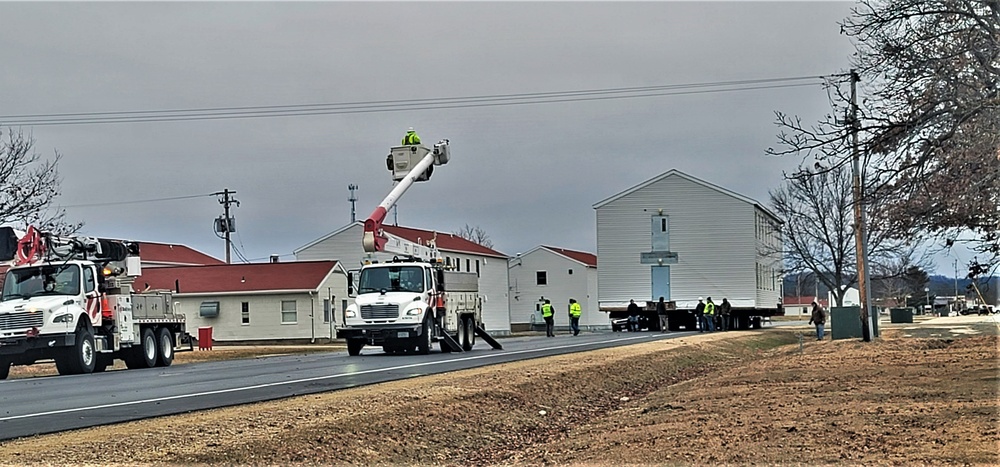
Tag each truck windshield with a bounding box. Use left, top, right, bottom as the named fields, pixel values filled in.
left=357, top=265, right=425, bottom=294
left=1, top=264, right=81, bottom=301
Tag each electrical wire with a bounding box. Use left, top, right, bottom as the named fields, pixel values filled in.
left=59, top=193, right=217, bottom=208
left=0, top=76, right=827, bottom=126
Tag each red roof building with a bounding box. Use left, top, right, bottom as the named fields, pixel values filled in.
left=135, top=260, right=343, bottom=294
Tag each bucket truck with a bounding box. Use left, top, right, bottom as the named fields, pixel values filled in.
left=0, top=226, right=191, bottom=379
left=336, top=140, right=503, bottom=356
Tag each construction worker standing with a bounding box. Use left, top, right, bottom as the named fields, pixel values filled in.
left=695, top=298, right=706, bottom=333
left=402, top=127, right=421, bottom=145
left=569, top=299, right=582, bottom=336
left=541, top=299, right=555, bottom=337
left=704, top=297, right=717, bottom=332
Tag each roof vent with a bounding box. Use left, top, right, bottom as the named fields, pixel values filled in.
left=270, top=254, right=280, bottom=263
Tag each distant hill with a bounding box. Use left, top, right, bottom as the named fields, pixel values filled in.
left=783, top=272, right=997, bottom=305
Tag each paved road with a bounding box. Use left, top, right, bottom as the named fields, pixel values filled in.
left=0, top=330, right=705, bottom=440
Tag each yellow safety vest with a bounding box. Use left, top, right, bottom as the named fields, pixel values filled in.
left=705, top=302, right=715, bottom=315
left=570, top=302, right=582, bottom=318
left=541, top=303, right=553, bottom=318
left=402, top=132, right=420, bottom=145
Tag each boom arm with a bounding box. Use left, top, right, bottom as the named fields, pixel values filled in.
left=362, top=139, right=450, bottom=260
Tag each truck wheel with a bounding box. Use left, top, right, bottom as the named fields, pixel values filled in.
left=56, top=326, right=96, bottom=375
left=416, top=318, right=432, bottom=355
left=347, top=339, right=365, bottom=356
left=156, top=328, right=175, bottom=367
left=126, top=328, right=158, bottom=369
left=0, top=357, right=10, bottom=380
left=461, top=316, right=476, bottom=351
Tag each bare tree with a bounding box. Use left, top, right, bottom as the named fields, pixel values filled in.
left=770, top=0, right=999, bottom=275
left=453, top=223, right=494, bottom=249
left=769, top=164, right=923, bottom=307
left=0, top=127, right=79, bottom=233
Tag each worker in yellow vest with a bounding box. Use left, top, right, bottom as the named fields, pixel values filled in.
left=704, top=297, right=717, bottom=332
left=402, top=127, right=421, bottom=145
left=541, top=299, right=555, bottom=337
left=569, top=298, right=582, bottom=336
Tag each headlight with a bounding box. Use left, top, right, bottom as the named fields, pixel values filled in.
left=53, top=313, right=74, bottom=323
left=345, top=309, right=357, bottom=318
left=405, top=307, right=423, bottom=316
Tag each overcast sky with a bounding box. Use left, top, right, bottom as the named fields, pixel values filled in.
left=7, top=1, right=966, bottom=274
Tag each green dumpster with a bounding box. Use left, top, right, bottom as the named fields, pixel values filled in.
left=831, top=306, right=881, bottom=340
left=890, top=307, right=914, bottom=324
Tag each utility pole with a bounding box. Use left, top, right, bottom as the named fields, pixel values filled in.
left=348, top=184, right=358, bottom=223
left=848, top=69, right=875, bottom=341
left=214, top=188, right=240, bottom=264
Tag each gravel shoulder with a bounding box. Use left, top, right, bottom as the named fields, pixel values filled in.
left=0, top=325, right=996, bottom=466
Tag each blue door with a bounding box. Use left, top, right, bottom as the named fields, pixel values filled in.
left=652, top=266, right=670, bottom=301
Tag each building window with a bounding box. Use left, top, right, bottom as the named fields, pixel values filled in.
left=446, top=257, right=451, bottom=267
left=476, top=260, right=480, bottom=277
left=466, top=259, right=471, bottom=272
left=341, top=299, right=348, bottom=321
left=323, top=299, right=331, bottom=323
left=536, top=271, right=547, bottom=286
left=568, top=268, right=574, bottom=275
left=281, top=300, right=297, bottom=324
left=241, top=302, right=249, bottom=325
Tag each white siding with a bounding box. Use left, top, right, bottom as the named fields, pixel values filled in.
left=508, top=249, right=603, bottom=329
left=596, top=174, right=760, bottom=310
left=180, top=266, right=347, bottom=342
left=754, top=206, right=784, bottom=309
left=296, top=223, right=511, bottom=335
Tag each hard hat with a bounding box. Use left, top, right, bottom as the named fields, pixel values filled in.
left=407, top=127, right=414, bottom=132
left=698, top=297, right=703, bottom=301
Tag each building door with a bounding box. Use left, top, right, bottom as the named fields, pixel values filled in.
left=651, top=215, right=669, bottom=251
left=652, top=266, right=670, bottom=301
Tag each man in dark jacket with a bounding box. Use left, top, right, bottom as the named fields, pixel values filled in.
left=626, top=299, right=641, bottom=332
left=694, top=297, right=706, bottom=332
left=719, top=298, right=732, bottom=332
left=809, top=300, right=826, bottom=340
left=656, top=296, right=669, bottom=332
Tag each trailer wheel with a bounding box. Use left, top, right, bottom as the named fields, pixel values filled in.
left=156, top=327, right=175, bottom=367
left=56, top=325, right=96, bottom=376
left=461, top=316, right=476, bottom=351
left=415, top=317, right=432, bottom=355
left=347, top=339, right=365, bottom=356
left=0, top=357, right=10, bottom=380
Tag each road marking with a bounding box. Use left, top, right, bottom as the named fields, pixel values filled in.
left=0, top=333, right=674, bottom=422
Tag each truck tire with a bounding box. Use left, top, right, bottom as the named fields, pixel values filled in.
left=56, top=325, right=96, bottom=376
left=415, top=318, right=432, bottom=355
left=0, top=357, right=10, bottom=380
left=156, top=327, right=175, bottom=367
left=347, top=339, right=365, bottom=356
left=125, top=328, right=158, bottom=369
left=461, top=316, right=476, bottom=351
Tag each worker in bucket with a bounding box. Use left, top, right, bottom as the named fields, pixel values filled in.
left=402, top=127, right=421, bottom=145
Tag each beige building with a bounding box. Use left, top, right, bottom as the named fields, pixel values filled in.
left=136, top=260, right=349, bottom=343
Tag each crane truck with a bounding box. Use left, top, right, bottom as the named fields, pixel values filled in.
left=0, top=226, right=190, bottom=379
left=336, top=139, right=503, bottom=356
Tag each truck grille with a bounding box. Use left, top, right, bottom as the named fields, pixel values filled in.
left=0, top=311, right=45, bottom=331
left=361, top=304, right=399, bottom=319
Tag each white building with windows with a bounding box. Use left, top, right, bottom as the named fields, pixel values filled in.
left=295, top=222, right=511, bottom=335
left=593, top=169, right=783, bottom=313
left=136, top=261, right=348, bottom=343
left=508, top=245, right=601, bottom=332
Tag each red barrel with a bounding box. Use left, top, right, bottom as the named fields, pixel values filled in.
left=198, top=326, right=213, bottom=350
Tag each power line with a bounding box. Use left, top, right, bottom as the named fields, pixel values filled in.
left=0, top=76, right=827, bottom=126
left=60, top=193, right=216, bottom=208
